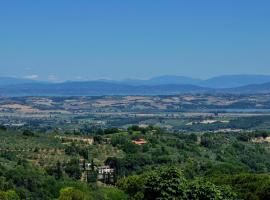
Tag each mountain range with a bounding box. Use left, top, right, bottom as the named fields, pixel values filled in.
left=114, top=74, right=270, bottom=88
left=0, top=74, right=270, bottom=96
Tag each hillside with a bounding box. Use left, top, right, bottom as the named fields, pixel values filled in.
left=0, top=81, right=208, bottom=96
left=112, top=74, right=270, bottom=88
left=0, top=75, right=270, bottom=96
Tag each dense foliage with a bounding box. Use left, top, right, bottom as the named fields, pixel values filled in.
left=118, top=167, right=237, bottom=200
left=0, top=125, right=270, bottom=199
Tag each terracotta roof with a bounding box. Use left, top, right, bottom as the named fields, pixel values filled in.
left=132, top=139, right=147, bottom=145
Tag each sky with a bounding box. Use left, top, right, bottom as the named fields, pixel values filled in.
left=0, top=0, right=270, bottom=81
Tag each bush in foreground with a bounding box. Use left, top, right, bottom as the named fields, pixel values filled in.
left=118, top=167, right=237, bottom=200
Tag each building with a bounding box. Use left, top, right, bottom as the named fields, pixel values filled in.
left=132, top=138, right=147, bottom=145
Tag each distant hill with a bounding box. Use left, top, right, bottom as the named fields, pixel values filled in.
left=199, top=75, right=270, bottom=88
left=226, top=82, right=270, bottom=93
left=103, top=74, right=270, bottom=88
left=0, top=81, right=207, bottom=96
left=118, top=75, right=201, bottom=86
left=0, top=75, right=270, bottom=96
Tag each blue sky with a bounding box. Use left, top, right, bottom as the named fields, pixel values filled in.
left=1, top=0, right=270, bottom=81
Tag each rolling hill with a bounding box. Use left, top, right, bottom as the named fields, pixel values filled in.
left=0, top=75, right=270, bottom=96
left=102, top=74, right=270, bottom=88
left=0, top=81, right=208, bottom=96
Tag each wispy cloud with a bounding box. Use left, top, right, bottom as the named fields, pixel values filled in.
left=24, top=74, right=39, bottom=80
left=48, top=74, right=57, bottom=81
left=74, top=76, right=91, bottom=81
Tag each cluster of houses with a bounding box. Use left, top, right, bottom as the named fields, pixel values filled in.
left=70, top=136, right=148, bottom=184
left=80, top=161, right=115, bottom=184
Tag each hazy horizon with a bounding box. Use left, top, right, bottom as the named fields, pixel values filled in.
left=3, top=73, right=270, bottom=83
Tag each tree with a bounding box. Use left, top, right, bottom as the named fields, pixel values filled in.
left=100, top=187, right=128, bottom=200
left=117, top=175, right=144, bottom=200
left=0, top=125, right=7, bottom=131
left=118, top=167, right=188, bottom=200
left=186, top=179, right=237, bottom=200
left=143, top=167, right=187, bottom=200
left=93, top=136, right=103, bottom=144
left=118, top=167, right=238, bottom=200
left=0, top=190, right=19, bottom=200
left=65, top=159, right=81, bottom=180
left=56, top=161, right=63, bottom=180
left=105, top=157, right=123, bottom=182
left=87, top=170, right=98, bottom=183
left=57, top=187, right=92, bottom=200
left=211, top=173, right=270, bottom=200
left=22, top=130, right=35, bottom=137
